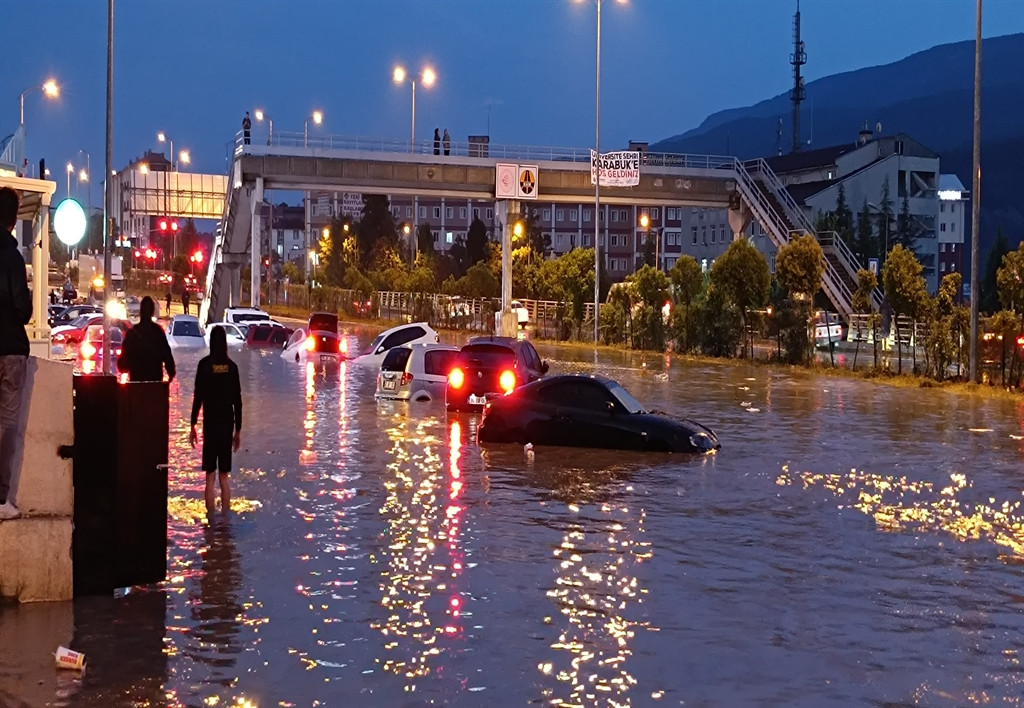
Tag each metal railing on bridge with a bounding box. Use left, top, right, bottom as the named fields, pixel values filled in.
left=228, top=130, right=738, bottom=171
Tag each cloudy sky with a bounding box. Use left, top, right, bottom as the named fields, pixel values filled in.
left=1, top=0, right=1021, bottom=187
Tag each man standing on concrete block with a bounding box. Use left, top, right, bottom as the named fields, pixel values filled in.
left=0, top=187, right=31, bottom=521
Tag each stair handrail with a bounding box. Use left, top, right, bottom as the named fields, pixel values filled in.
left=201, top=157, right=238, bottom=325
left=729, top=158, right=794, bottom=249
left=743, top=158, right=815, bottom=234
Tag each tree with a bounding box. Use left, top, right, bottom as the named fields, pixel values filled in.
left=980, top=227, right=1011, bottom=314
left=318, top=216, right=351, bottom=286
left=710, top=238, right=770, bottom=358
left=629, top=265, right=670, bottom=350
left=416, top=222, right=436, bottom=261
left=355, top=195, right=398, bottom=267
left=466, top=218, right=489, bottom=266
left=895, top=193, right=916, bottom=250
left=775, top=234, right=824, bottom=363
left=877, top=177, right=895, bottom=262
left=835, top=184, right=854, bottom=248
left=851, top=268, right=878, bottom=370
left=556, top=247, right=595, bottom=336
left=856, top=200, right=876, bottom=266
left=669, top=255, right=703, bottom=306
left=178, top=217, right=200, bottom=259
left=996, top=241, right=1024, bottom=318
left=451, top=261, right=499, bottom=298
left=642, top=232, right=656, bottom=268
left=282, top=261, right=304, bottom=284
left=882, top=244, right=928, bottom=374
left=926, top=272, right=963, bottom=381
left=987, top=309, right=1019, bottom=386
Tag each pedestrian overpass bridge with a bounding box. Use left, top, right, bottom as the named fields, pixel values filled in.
left=201, top=131, right=874, bottom=328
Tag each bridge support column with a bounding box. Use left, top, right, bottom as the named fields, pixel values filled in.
left=250, top=177, right=264, bottom=309
left=728, top=202, right=752, bottom=240
left=497, top=199, right=520, bottom=337
left=227, top=264, right=242, bottom=309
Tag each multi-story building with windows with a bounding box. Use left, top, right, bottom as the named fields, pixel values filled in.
left=937, top=174, right=967, bottom=283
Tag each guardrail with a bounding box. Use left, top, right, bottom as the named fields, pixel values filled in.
left=228, top=130, right=738, bottom=171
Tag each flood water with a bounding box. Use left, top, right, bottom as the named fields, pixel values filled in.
left=4, top=325, right=1024, bottom=707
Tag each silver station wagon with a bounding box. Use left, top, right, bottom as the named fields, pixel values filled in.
left=376, top=343, right=460, bottom=402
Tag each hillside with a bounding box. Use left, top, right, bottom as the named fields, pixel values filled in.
left=651, top=33, right=1024, bottom=255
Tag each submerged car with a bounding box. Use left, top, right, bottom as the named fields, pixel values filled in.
left=283, top=312, right=343, bottom=363
left=50, top=304, right=102, bottom=328
left=204, top=322, right=248, bottom=348
left=376, top=343, right=459, bottom=402
left=166, top=315, right=206, bottom=349
left=245, top=322, right=291, bottom=349
left=349, top=322, right=439, bottom=368
left=478, top=374, right=720, bottom=454
left=51, top=312, right=104, bottom=355
left=446, top=336, right=548, bottom=411
left=77, top=322, right=126, bottom=375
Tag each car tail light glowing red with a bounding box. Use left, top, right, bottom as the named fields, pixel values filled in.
left=449, top=367, right=465, bottom=389
left=80, top=341, right=97, bottom=359
left=305, top=336, right=316, bottom=352
left=401, top=372, right=413, bottom=386
left=499, top=369, right=516, bottom=394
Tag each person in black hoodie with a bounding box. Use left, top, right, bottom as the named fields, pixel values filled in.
left=0, top=188, right=30, bottom=521
left=190, top=325, right=242, bottom=516
left=118, top=296, right=176, bottom=382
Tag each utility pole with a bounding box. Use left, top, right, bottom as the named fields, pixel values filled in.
left=969, top=0, right=983, bottom=383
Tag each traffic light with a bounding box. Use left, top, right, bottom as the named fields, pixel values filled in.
left=158, top=218, right=179, bottom=232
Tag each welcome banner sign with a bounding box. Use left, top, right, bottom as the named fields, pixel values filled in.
left=590, top=150, right=641, bottom=187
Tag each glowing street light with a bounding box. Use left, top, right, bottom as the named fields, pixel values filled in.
left=19, top=77, right=59, bottom=126
left=255, top=108, right=274, bottom=144
left=139, top=162, right=149, bottom=175
left=304, top=110, right=323, bottom=148
left=179, top=150, right=191, bottom=166
left=394, top=64, right=437, bottom=152
left=65, top=162, right=74, bottom=197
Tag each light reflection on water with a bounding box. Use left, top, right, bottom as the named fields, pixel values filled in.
left=4, top=328, right=1024, bottom=707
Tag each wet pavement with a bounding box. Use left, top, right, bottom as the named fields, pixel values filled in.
left=3, top=325, right=1024, bottom=707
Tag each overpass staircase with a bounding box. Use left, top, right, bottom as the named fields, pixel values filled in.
left=734, top=158, right=881, bottom=321
left=199, top=170, right=256, bottom=325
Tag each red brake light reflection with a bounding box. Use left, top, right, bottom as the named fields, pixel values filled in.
left=304, top=335, right=316, bottom=352
left=449, top=367, right=465, bottom=389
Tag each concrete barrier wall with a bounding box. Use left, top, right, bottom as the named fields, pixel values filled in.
left=0, top=357, right=75, bottom=602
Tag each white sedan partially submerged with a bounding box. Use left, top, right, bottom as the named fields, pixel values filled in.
left=204, top=322, right=248, bottom=348
left=349, top=322, right=439, bottom=368
left=283, top=312, right=343, bottom=363
left=166, top=315, right=206, bottom=350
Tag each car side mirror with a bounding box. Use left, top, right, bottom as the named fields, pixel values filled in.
left=376, top=346, right=385, bottom=355
left=541, top=361, right=549, bottom=374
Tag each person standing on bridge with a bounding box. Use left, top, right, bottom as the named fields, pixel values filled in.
left=443, top=129, right=451, bottom=156
left=190, top=325, right=242, bottom=517
left=118, top=296, right=176, bottom=383
left=0, top=188, right=31, bottom=521
left=242, top=111, right=251, bottom=145
left=433, top=128, right=441, bottom=156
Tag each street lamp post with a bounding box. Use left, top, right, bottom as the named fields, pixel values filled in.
left=576, top=0, right=627, bottom=343
left=255, top=109, right=273, bottom=145
left=969, top=0, right=983, bottom=383
left=157, top=132, right=175, bottom=171
left=65, top=162, right=74, bottom=198
left=77, top=150, right=91, bottom=208
left=17, top=78, right=59, bottom=172
left=304, top=110, right=323, bottom=148
left=393, top=65, right=437, bottom=153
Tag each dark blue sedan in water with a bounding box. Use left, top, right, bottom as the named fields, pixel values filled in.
left=477, top=373, right=720, bottom=453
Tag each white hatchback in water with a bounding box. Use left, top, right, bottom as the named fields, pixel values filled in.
left=166, top=315, right=206, bottom=350
left=349, top=322, right=439, bottom=368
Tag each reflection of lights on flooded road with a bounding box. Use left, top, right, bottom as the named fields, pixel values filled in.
left=777, top=465, right=1024, bottom=558
left=369, top=415, right=466, bottom=689
left=541, top=502, right=654, bottom=707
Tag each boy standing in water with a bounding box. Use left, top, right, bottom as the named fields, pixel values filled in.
left=190, top=326, right=242, bottom=516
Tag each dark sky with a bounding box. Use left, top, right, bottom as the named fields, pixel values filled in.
left=2, top=0, right=1022, bottom=187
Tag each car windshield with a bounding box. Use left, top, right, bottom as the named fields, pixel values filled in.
left=172, top=320, right=202, bottom=337
left=362, top=333, right=386, bottom=356
left=458, top=344, right=514, bottom=368
left=233, top=312, right=269, bottom=323
left=608, top=383, right=647, bottom=414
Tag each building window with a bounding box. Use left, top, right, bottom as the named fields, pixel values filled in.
left=583, top=234, right=591, bottom=246
left=556, top=234, right=563, bottom=246
left=940, top=223, right=946, bottom=232
left=611, top=234, right=619, bottom=247
left=570, top=209, right=578, bottom=221
left=940, top=203, right=945, bottom=213
left=446, top=232, right=454, bottom=244
left=460, top=207, right=467, bottom=219
left=556, top=209, right=564, bottom=221
left=951, top=243, right=956, bottom=252
left=652, top=208, right=659, bottom=220
left=951, top=222, right=956, bottom=232
left=433, top=232, right=439, bottom=242
left=486, top=208, right=493, bottom=219
left=473, top=207, right=480, bottom=220
left=599, top=235, right=605, bottom=247
left=940, top=262, right=947, bottom=273
left=446, top=207, right=454, bottom=219
left=692, top=227, right=698, bottom=245
left=583, top=209, right=591, bottom=222
left=940, top=243, right=946, bottom=253
left=702, top=226, right=708, bottom=244
left=419, top=206, right=426, bottom=219
left=433, top=207, right=441, bottom=219
left=621, top=209, right=629, bottom=221
left=543, top=209, right=551, bottom=220
left=951, top=263, right=956, bottom=271
left=610, top=210, right=618, bottom=222
left=620, top=258, right=627, bottom=271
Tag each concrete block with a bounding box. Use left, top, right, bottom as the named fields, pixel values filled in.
left=0, top=516, right=73, bottom=602
left=0, top=600, right=74, bottom=705
left=9, top=357, right=74, bottom=517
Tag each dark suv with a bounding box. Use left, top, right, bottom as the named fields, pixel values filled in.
left=446, top=336, right=548, bottom=411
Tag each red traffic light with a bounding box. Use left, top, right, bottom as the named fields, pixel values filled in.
left=171, top=220, right=179, bottom=232
left=1017, top=335, right=1024, bottom=348
left=159, top=219, right=168, bottom=231
left=192, top=249, right=203, bottom=263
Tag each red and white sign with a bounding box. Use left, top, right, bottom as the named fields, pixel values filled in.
left=495, top=163, right=518, bottom=199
